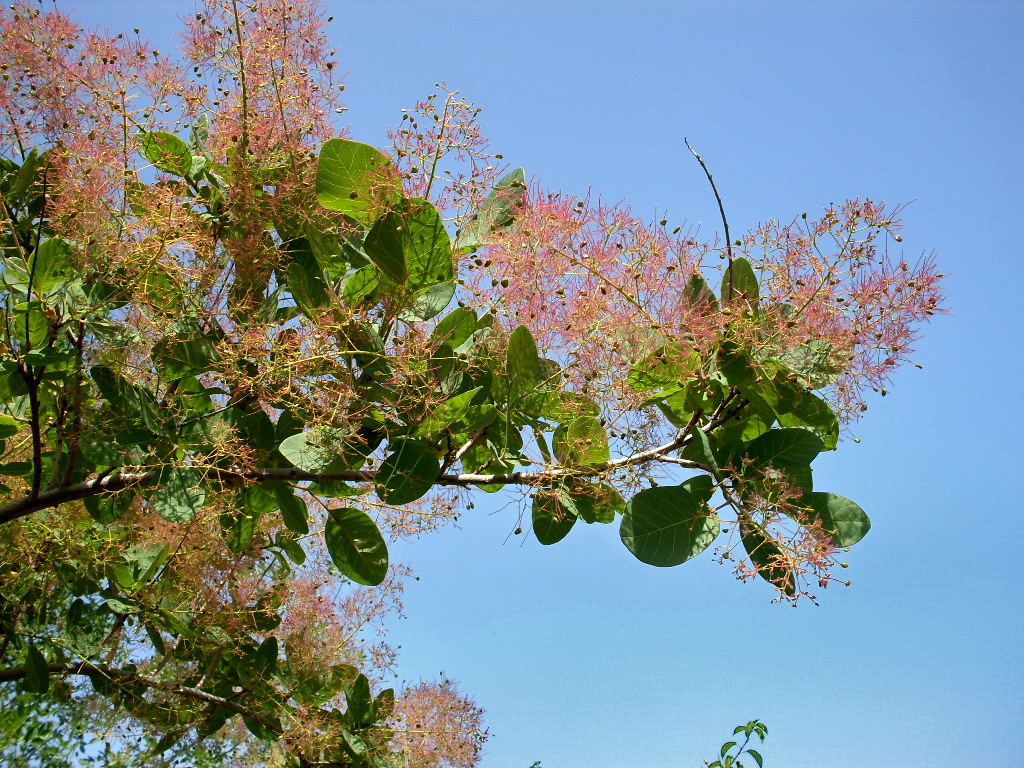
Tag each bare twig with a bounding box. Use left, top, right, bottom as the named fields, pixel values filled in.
left=684, top=138, right=735, bottom=298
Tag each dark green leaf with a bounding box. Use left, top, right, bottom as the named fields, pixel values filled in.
left=324, top=507, right=388, bottom=585
left=507, top=325, right=540, bottom=392
left=740, top=519, right=796, bottom=595
left=399, top=198, right=454, bottom=289
left=416, top=387, right=482, bottom=437
left=743, top=428, right=823, bottom=470
left=777, top=386, right=839, bottom=451
left=532, top=491, right=577, bottom=545
left=430, top=307, right=477, bottom=348
left=153, top=335, right=221, bottom=381
left=805, top=492, right=871, bottom=546
left=620, top=485, right=719, bottom=566
left=23, top=644, right=49, bottom=694
left=364, top=211, right=408, bottom=284
left=721, top=256, right=759, bottom=303
left=274, top=485, right=309, bottom=535
left=375, top=440, right=440, bottom=505
left=149, top=468, right=205, bottom=523
left=340, top=265, right=380, bottom=307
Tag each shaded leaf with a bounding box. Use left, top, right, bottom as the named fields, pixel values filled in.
left=149, top=468, right=205, bottom=523
left=375, top=440, right=439, bottom=505
left=620, top=485, right=719, bottom=566
left=805, top=491, right=871, bottom=546
left=324, top=507, right=388, bottom=585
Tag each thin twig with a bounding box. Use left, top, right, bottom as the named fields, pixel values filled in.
left=684, top=138, right=734, bottom=298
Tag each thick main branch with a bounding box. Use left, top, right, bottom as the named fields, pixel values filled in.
left=0, top=661, right=280, bottom=732
left=0, top=406, right=742, bottom=525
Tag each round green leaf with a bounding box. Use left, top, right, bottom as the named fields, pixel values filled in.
left=743, top=428, right=824, bottom=470
left=807, top=491, right=871, bottom=546
left=324, top=507, right=388, bottom=585
left=553, top=416, right=609, bottom=466
left=278, top=428, right=345, bottom=474
left=739, top=520, right=796, bottom=595
left=137, top=131, right=192, bottom=176
left=620, top=485, right=719, bottom=566
left=375, top=440, right=440, bottom=505
left=149, top=468, right=206, bottom=523
left=315, top=138, right=401, bottom=224
left=532, top=491, right=577, bottom=545
left=721, top=256, right=759, bottom=303
left=507, top=325, right=540, bottom=391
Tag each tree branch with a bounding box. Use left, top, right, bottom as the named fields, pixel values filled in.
left=0, top=403, right=746, bottom=525
left=684, top=138, right=735, bottom=298
left=0, top=661, right=280, bottom=733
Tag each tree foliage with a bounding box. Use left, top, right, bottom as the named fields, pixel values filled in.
left=0, top=1, right=944, bottom=765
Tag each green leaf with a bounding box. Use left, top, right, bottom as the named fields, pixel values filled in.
left=717, top=342, right=780, bottom=419
left=683, top=271, right=718, bottom=311
left=416, top=387, right=482, bottom=438
left=375, top=439, right=440, bottom=505
left=400, top=281, right=456, bottom=321
left=457, top=168, right=527, bottom=251
left=574, top=482, right=625, bottom=524
left=620, top=485, right=720, bottom=566
left=104, top=597, right=141, bottom=615
left=777, top=386, right=839, bottom=451
left=531, top=491, right=578, bottom=545
left=519, top=391, right=600, bottom=423
left=805, top=492, right=871, bottom=546
left=748, top=749, right=764, bottom=768
left=345, top=673, right=374, bottom=727
left=149, top=469, right=205, bottom=523
left=27, top=237, right=74, bottom=292
left=276, top=533, right=306, bottom=566
left=740, top=519, right=796, bottom=595
left=324, top=507, right=388, bottom=585
left=279, top=428, right=346, bottom=474
left=274, top=485, right=309, bottom=535
left=286, top=259, right=328, bottom=315
left=315, top=139, right=402, bottom=224
left=0, top=413, right=21, bottom=439
left=743, top=428, right=823, bottom=470
left=138, top=131, right=192, bottom=176
left=721, top=256, right=759, bottom=303
left=400, top=198, right=454, bottom=289
left=553, top=416, right=609, bottom=466
left=187, top=113, right=210, bottom=155
left=221, top=507, right=259, bottom=552
left=691, top=429, right=722, bottom=480
left=364, top=211, right=409, bottom=284
left=628, top=344, right=698, bottom=392
left=153, top=335, right=221, bottom=381
left=341, top=265, right=380, bottom=307
left=23, top=644, right=49, bottom=694
left=430, top=307, right=477, bottom=348
left=507, top=325, right=540, bottom=392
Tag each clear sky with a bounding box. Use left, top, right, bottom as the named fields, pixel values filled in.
left=62, top=1, right=1024, bottom=767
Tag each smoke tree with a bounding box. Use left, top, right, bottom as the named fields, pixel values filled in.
left=0, top=0, right=943, bottom=765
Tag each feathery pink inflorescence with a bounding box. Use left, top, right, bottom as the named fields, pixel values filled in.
left=182, top=0, right=345, bottom=156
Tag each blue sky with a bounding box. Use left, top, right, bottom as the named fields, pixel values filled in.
left=65, top=1, right=1024, bottom=766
